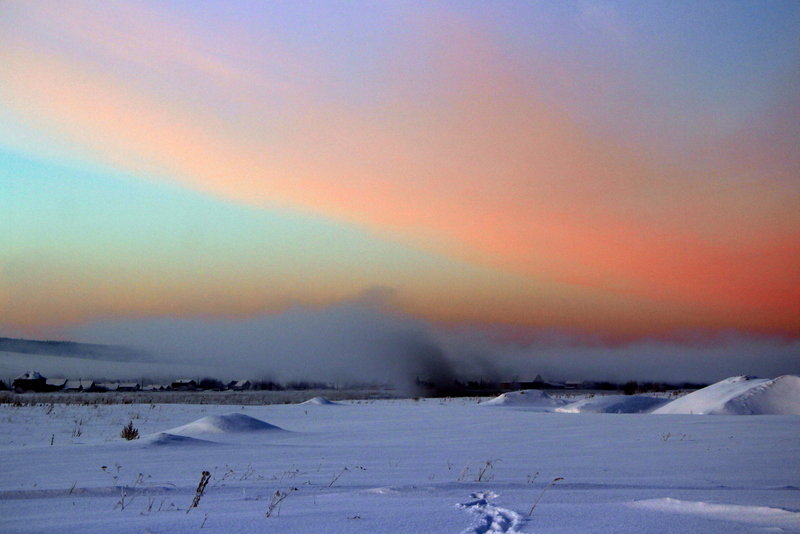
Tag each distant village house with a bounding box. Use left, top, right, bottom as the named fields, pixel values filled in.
left=13, top=371, right=47, bottom=392
left=64, top=379, right=96, bottom=392
left=231, top=380, right=252, bottom=391
left=171, top=379, right=198, bottom=391
left=45, top=378, right=68, bottom=391
left=95, top=382, right=139, bottom=392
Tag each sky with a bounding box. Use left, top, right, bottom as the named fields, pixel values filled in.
left=1, top=1, right=799, bottom=381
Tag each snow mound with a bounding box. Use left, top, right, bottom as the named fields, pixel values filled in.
left=138, top=432, right=216, bottom=447
left=556, top=395, right=670, bottom=414
left=653, top=375, right=800, bottom=415
left=629, top=498, right=800, bottom=528
left=480, top=390, right=567, bottom=407
left=166, top=413, right=286, bottom=435
left=299, top=396, right=340, bottom=405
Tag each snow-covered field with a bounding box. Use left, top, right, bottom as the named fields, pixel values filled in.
left=1, top=384, right=799, bottom=533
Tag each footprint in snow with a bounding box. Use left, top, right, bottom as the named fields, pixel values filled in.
left=457, top=491, right=524, bottom=534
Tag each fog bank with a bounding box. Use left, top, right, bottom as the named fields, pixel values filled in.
left=46, top=300, right=800, bottom=390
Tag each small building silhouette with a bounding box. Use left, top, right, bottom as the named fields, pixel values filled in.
left=45, top=378, right=68, bottom=391
left=13, top=371, right=47, bottom=392
left=64, top=379, right=96, bottom=392
left=231, top=380, right=252, bottom=391
left=171, top=379, right=198, bottom=391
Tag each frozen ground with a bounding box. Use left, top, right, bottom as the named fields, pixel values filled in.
left=1, top=393, right=799, bottom=533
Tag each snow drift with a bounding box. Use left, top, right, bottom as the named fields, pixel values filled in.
left=480, top=389, right=566, bottom=407
left=556, top=395, right=670, bottom=414
left=299, top=397, right=340, bottom=406
left=138, top=432, right=217, bottom=448
left=653, top=375, right=800, bottom=415
left=166, top=413, right=286, bottom=435
left=629, top=498, right=800, bottom=529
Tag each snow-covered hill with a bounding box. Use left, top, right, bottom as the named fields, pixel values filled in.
left=653, top=375, right=800, bottom=415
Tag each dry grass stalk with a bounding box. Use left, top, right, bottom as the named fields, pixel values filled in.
left=120, top=421, right=139, bottom=440
left=528, top=477, right=564, bottom=517
left=188, top=471, right=211, bottom=512
left=265, top=487, right=296, bottom=517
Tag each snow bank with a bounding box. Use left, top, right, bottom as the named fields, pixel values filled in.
left=166, top=413, right=286, bottom=435
left=480, top=389, right=567, bottom=407
left=653, top=375, right=800, bottom=415
left=138, top=432, right=217, bottom=447
left=556, top=395, right=670, bottom=414
left=629, top=498, right=800, bottom=529
left=299, top=396, right=340, bottom=405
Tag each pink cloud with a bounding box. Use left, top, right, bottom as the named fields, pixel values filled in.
left=2, top=1, right=797, bottom=337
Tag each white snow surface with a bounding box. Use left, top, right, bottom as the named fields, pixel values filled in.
left=1, top=397, right=799, bottom=534
left=556, top=394, right=670, bottom=414
left=653, top=375, right=800, bottom=415
left=479, top=389, right=567, bottom=408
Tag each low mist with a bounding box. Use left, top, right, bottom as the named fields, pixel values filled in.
left=59, top=300, right=800, bottom=388
left=50, top=297, right=800, bottom=391
left=67, top=301, right=458, bottom=393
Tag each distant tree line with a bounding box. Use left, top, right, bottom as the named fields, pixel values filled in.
left=2, top=371, right=708, bottom=396
left=2, top=371, right=339, bottom=394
